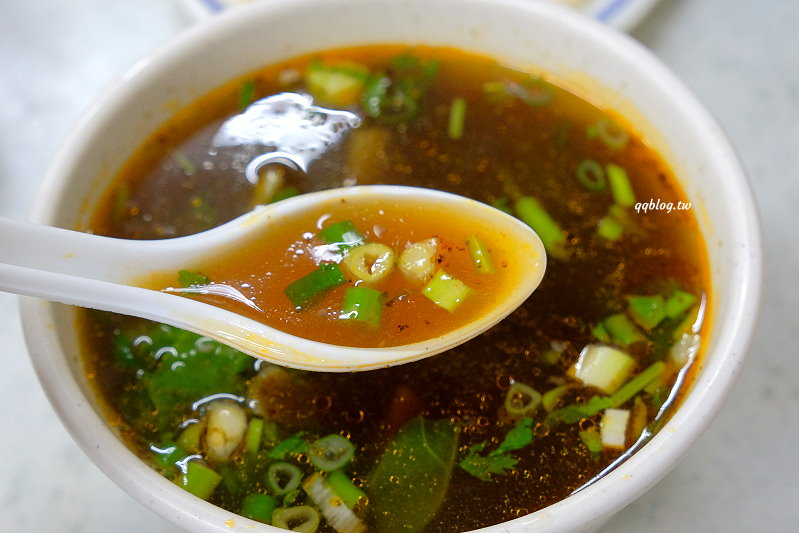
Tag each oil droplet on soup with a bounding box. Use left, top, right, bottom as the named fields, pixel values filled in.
left=80, top=45, right=709, bottom=532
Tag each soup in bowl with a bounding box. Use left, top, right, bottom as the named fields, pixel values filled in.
left=20, top=0, right=760, bottom=532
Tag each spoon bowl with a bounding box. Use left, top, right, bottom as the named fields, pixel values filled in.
left=2, top=185, right=546, bottom=371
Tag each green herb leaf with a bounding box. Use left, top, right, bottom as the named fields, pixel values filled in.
left=178, top=269, right=210, bottom=288
left=368, top=417, right=459, bottom=533
left=459, top=444, right=518, bottom=481
left=495, top=417, right=534, bottom=454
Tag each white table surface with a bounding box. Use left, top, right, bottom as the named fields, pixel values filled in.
left=1, top=1, right=796, bottom=531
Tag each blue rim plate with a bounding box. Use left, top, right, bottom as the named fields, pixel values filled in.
left=179, top=0, right=661, bottom=32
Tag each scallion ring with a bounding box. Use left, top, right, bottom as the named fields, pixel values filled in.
left=575, top=159, right=606, bottom=192
left=308, top=434, right=355, bottom=471
left=266, top=461, right=303, bottom=495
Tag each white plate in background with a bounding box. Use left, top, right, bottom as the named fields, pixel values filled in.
left=179, top=0, right=661, bottom=32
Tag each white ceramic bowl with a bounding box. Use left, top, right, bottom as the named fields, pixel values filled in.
left=20, top=0, right=761, bottom=532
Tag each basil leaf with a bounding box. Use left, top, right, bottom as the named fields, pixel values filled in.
left=367, top=417, right=459, bottom=533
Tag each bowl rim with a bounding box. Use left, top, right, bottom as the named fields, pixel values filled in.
left=21, top=0, right=762, bottom=531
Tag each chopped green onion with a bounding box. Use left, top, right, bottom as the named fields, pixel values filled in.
left=597, top=215, right=624, bottom=241
left=421, top=269, right=475, bottom=312
left=318, top=220, right=365, bottom=250
left=465, top=235, right=495, bottom=274
left=245, top=418, right=265, bottom=454
left=575, top=159, right=606, bottom=191
left=271, top=185, right=301, bottom=203
left=609, top=361, right=666, bottom=408
left=152, top=441, right=185, bottom=473
left=541, top=384, right=571, bottom=412
left=569, top=344, right=635, bottom=394
left=665, top=289, right=697, bottom=319
left=491, top=196, right=513, bottom=214
left=340, top=286, right=387, bottom=326
left=591, top=322, right=611, bottom=343
left=308, top=434, right=356, bottom=472
left=342, top=243, right=396, bottom=284
left=238, top=79, right=256, bottom=110
left=177, top=423, right=202, bottom=454
left=541, top=348, right=561, bottom=366
left=447, top=97, right=467, bottom=140
left=174, top=460, right=222, bottom=500
left=266, top=462, right=303, bottom=496
left=240, top=493, right=278, bottom=523
left=272, top=506, right=321, bottom=533
left=600, top=408, right=630, bottom=448
left=178, top=270, right=209, bottom=288
left=267, top=432, right=308, bottom=460
left=302, top=472, right=367, bottom=533
left=284, top=264, right=347, bottom=309
left=578, top=429, right=603, bottom=459
left=607, top=163, right=636, bottom=207
left=591, top=119, right=629, bottom=150
left=327, top=470, right=368, bottom=510
left=515, top=77, right=554, bottom=106
left=626, top=294, right=667, bottom=330
left=603, top=313, right=647, bottom=345
left=513, top=196, right=567, bottom=259
left=173, top=150, right=196, bottom=176
left=504, top=382, right=542, bottom=417
left=305, top=60, right=369, bottom=107
left=398, top=238, right=438, bottom=284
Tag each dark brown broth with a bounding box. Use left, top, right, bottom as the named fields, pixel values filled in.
left=80, top=46, right=709, bottom=531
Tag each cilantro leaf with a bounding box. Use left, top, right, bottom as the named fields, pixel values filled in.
left=178, top=269, right=210, bottom=287
left=459, top=417, right=534, bottom=481
left=459, top=444, right=518, bottom=481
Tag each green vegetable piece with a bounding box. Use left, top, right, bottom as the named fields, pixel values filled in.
left=421, top=269, right=475, bottom=312
left=178, top=269, right=209, bottom=288
left=284, top=263, right=347, bottom=309
left=267, top=461, right=303, bottom=496
left=575, top=159, right=606, bottom=191
left=317, top=220, right=365, bottom=250
left=152, top=441, right=186, bottom=473
left=308, top=434, right=356, bottom=472
left=496, top=417, right=534, bottom=454
left=272, top=506, right=320, bottom=533
left=460, top=418, right=533, bottom=481
left=340, top=286, right=387, bottom=326
left=609, top=361, right=667, bottom=408
left=177, top=423, right=202, bottom=454
left=578, top=429, right=603, bottom=460
left=665, top=289, right=698, bottom=319
left=240, top=493, right=278, bottom=524
left=459, top=443, right=519, bottom=481
left=245, top=418, right=265, bottom=454
left=238, top=79, right=256, bottom=110
left=603, top=313, right=647, bottom=345
left=592, top=322, right=611, bottom=343
left=267, top=432, right=309, bottom=460
left=627, top=294, right=667, bottom=330
left=504, top=383, right=541, bottom=417
left=491, top=196, right=513, bottom=214
left=541, top=385, right=571, bottom=412
left=547, top=395, right=613, bottom=425
left=607, top=163, right=636, bottom=207
left=597, top=215, right=624, bottom=241
left=305, top=60, right=369, bottom=107
left=448, top=97, right=467, bottom=140
left=174, top=460, right=222, bottom=500
left=514, top=196, right=567, bottom=259
left=368, top=417, right=459, bottom=533
left=465, top=235, right=495, bottom=274
left=590, top=119, right=629, bottom=150
left=144, top=326, right=251, bottom=418
left=327, top=470, right=368, bottom=510
left=271, top=185, right=301, bottom=203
